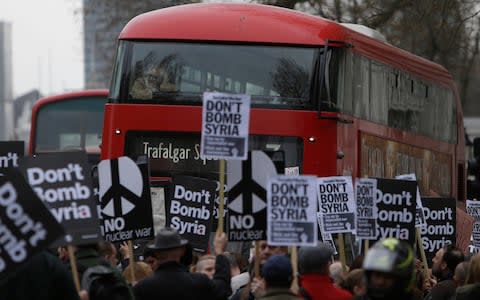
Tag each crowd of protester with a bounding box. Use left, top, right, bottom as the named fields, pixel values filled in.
left=2, top=227, right=480, bottom=300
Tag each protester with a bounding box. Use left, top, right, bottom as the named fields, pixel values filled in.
left=258, top=240, right=289, bottom=265
left=76, top=242, right=117, bottom=272
left=455, top=253, right=480, bottom=300
left=133, top=227, right=231, bottom=300
left=118, top=241, right=131, bottom=270
left=258, top=255, right=300, bottom=300
left=353, top=238, right=416, bottom=300
left=350, top=255, right=364, bottom=271
left=413, top=259, right=431, bottom=298
left=339, top=268, right=366, bottom=296
left=75, top=241, right=133, bottom=300
left=97, top=240, right=119, bottom=267
left=76, top=241, right=134, bottom=300
left=230, top=240, right=289, bottom=300
left=454, top=261, right=470, bottom=287
left=425, top=244, right=464, bottom=300
left=224, top=252, right=251, bottom=296
left=143, top=247, right=160, bottom=271
left=297, top=242, right=352, bottom=300
left=330, top=260, right=349, bottom=287
left=0, top=251, right=80, bottom=300
left=57, top=245, right=70, bottom=263
left=196, top=254, right=217, bottom=279
left=123, top=261, right=153, bottom=286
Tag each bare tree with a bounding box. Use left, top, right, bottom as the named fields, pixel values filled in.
left=259, top=0, right=480, bottom=114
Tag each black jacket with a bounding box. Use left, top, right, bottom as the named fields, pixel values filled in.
left=455, top=283, right=480, bottom=300
left=0, top=251, right=80, bottom=300
left=134, top=254, right=231, bottom=300
left=424, top=279, right=456, bottom=300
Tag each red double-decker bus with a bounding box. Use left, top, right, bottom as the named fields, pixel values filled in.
left=29, top=89, right=108, bottom=163
left=101, top=3, right=465, bottom=204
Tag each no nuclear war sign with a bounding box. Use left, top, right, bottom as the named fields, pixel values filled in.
left=98, top=156, right=154, bottom=242
left=227, top=151, right=278, bottom=241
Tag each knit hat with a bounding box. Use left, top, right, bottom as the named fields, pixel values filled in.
left=262, top=255, right=292, bottom=287
left=298, top=242, right=334, bottom=274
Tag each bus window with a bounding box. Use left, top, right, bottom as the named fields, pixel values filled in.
left=113, top=42, right=329, bottom=109
left=30, top=91, right=108, bottom=160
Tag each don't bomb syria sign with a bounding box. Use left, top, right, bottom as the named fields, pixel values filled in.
left=0, top=169, right=63, bottom=280
left=375, top=178, right=416, bottom=245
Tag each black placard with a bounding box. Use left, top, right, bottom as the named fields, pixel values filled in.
left=0, top=169, right=63, bottom=281
left=420, top=197, right=456, bottom=267
left=98, top=156, right=154, bottom=243
left=19, top=152, right=101, bottom=246
left=0, top=141, right=24, bottom=175
left=375, top=178, right=417, bottom=246
left=167, top=175, right=216, bottom=253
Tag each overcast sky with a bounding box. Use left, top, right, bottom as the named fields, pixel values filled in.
left=0, top=0, right=84, bottom=98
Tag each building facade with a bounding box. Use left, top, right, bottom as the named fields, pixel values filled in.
left=82, top=0, right=189, bottom=89
left=0, top=22, right=13, bottom=141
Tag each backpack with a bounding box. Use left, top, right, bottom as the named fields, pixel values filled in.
left=81, top=264, right=132, bottom=300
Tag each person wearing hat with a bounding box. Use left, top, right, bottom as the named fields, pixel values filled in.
left=133, top=227, right=231, bottom=300
left=297, top=242, right=352, bottom=300
left=258, top=255, right=300, bottom=300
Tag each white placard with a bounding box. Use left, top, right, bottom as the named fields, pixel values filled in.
left=317, top=176, right=356, bottom=234
left=467, top=200, right=480, bottom=248
left=201, top=92, right=250, bottom=160
left=355, top=178, right=378, bottom=240
left=267, top=175, right=317, bottom=246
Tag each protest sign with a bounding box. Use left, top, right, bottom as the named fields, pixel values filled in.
left=0, top=169, right=63, bottom=280
left=227, top=151, right=277, bottom=241
left=375, top=178, right=416, bottom=245
left=0, top=141, right=24, bottom=176
left=19, top=152, right=101, bottom=246
left=395, top=174, right=427, bottom=228
left=466, top=200, right=480, bottom=248
left=355, top=178, right=378, bottom=240
left=150, top=181, right=168, bottom=235
left=420, top=198, right=456, bottom=267
left=201, top=92, right=250, bottom=160
left=212, top=181, right=228, bottom=232
left=456, top=207, right=475, bottom=255
left=317, top=212, right=338, bottom=254
left=267, top=175, right=317, bottom=246
left=98, top=156, right=154, bottom=242
left=469, top=244, right=480, bottom=255
left=317, top=176, right=356, bottom=234
left=166, top=175, right=216, bottom=253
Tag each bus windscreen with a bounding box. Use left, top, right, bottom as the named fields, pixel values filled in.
left=35, top=97, right=105, bottom=153
left=112, top=42, right=318, bottom=109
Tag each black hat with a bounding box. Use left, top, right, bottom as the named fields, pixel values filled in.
left=298, top=242, right=334, bottom=274
left=147, top=227, right=189, bottom=250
